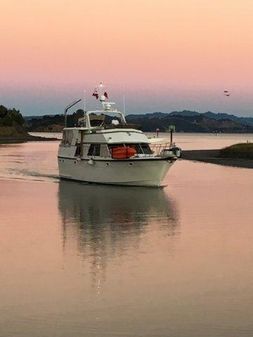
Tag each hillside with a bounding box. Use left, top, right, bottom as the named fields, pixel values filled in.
left=25, top=109, right=253, bottom=133
left=126, top=111, right=253, bottom=132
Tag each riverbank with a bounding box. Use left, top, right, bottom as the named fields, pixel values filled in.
left=0, top=134, right=58, bottom=144
left=182, top=148, right=253, bottom=168
left=0, top=124, right=58, bottom=144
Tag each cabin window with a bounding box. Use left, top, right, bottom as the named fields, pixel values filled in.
left=140, top=143, right=153, bottom=154
left=108, top=144, right=123, bottom=153
left=128, top=144, right=142, bottom=154
left=75, top=144, right=81, bottom=156
left=88, top=144, right=101, bottom=156
left=89, top=113, right=105, bottom=127
left=108, top=143, right=152, bottom=155
left=125, top=143, right=153, bottom=154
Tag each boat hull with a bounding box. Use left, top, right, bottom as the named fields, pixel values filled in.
left=58, top=157, right=175, bottom=187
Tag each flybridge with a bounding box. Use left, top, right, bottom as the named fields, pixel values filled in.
left=64, top=83, right=127, bottom=131
left=64, top=83, right=126, bottom=129
left=80, top=110, right=127, bottom=130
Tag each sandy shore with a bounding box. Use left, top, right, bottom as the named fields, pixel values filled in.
left=182, top=149, right=253, bottom=168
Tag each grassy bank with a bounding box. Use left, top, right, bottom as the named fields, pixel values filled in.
left=182, top=143, right=253, bottom=169
left=0, top=126, right=58, bottom=143
left=220, top=143, right=253, bottom=159
left=0, top=126, right=26, bottom=137
left=0, top=126, right=27, bottom=143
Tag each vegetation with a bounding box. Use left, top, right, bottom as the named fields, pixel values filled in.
left=0, top=105, right=27, bottom=139
left=0, top=105, right=24, bottom=127
left=220, top=143, right=253, bottom=159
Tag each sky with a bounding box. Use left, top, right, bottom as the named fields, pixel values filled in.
left=0, top=0, right=253, bottom=116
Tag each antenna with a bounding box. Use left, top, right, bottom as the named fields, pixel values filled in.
left=64, top=98, right=82, bottom=128
left=83, top=90, right=86, bottom=112
left=123, top=95, right=126, bottom=114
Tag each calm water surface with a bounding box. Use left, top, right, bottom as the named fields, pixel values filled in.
left=1, top=134, right=253, bottom=337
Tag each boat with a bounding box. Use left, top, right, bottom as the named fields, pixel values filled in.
left=58, top=85, right=181, bottom=187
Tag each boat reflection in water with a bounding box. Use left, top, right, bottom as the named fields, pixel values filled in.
left=58, top=181, right=179, bottom=288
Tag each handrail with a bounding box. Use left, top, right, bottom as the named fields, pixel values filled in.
left=150, top=142, right=173, bottom=155
left=64, top=98, right=82, bottom=128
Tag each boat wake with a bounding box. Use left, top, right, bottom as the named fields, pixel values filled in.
left=1, top=168, right=60, bottom=183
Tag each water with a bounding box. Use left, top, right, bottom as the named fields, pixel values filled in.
left=1, top=134, right=253, bottom=337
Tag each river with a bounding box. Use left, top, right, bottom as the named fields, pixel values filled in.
left=1, top=133, right=253, bottom=337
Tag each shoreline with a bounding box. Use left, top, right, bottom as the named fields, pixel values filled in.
left=182, top=149, right=253, bottom=169
left=0, top=134, right=59, bottom=144
left=1, top=137, right=252, bottom=169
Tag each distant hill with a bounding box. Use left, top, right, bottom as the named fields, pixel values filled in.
left=25, top=109, right=84, bottom=132
left=25, top=109, right=253, bottom=133
left=169, top=110, right=200, bottom=117
left=126, top=111, right=253, bottom=133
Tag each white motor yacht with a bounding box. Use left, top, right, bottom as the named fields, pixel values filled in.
left=58, top=86, right=180, bottom=187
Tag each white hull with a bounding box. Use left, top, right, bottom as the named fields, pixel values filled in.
left=58, top=157, right=174, bottom=187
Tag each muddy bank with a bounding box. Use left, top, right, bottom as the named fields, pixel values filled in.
left=182, top=149, right=253, bottom=169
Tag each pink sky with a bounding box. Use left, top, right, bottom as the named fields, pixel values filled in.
left=0, top=0, right=253, bottom=115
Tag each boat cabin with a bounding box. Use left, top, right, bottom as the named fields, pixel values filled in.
left=60, top=127, right=153, bottom=160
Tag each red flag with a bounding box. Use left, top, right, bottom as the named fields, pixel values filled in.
left=92, top=89, right=99, bottom=99
left=104, top=91, right=108, bottom=99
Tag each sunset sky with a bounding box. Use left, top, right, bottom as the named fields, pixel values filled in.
left=0, top=0, right=253, bottom=116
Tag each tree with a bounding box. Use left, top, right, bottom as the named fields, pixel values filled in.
left=0, top=105, right=25, bottom=126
